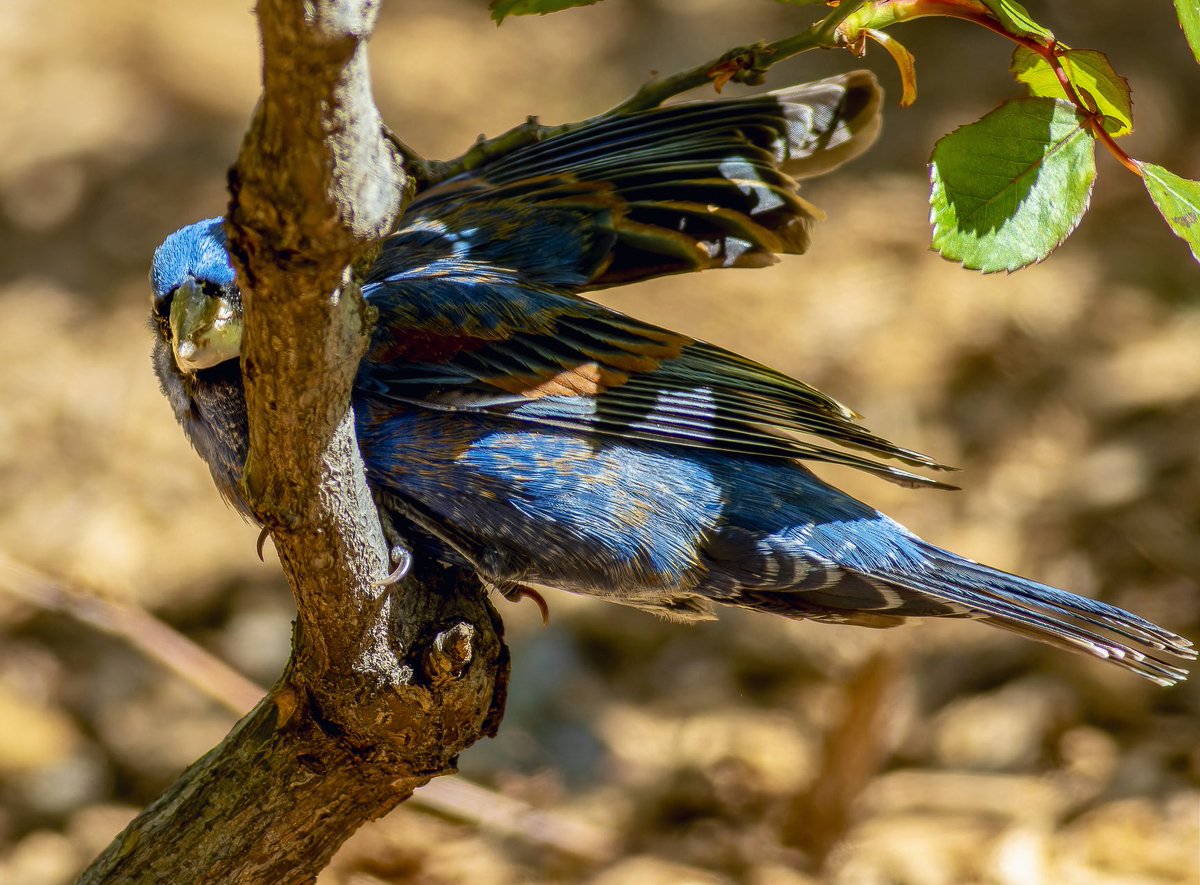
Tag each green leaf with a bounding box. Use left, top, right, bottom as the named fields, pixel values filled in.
left=1140, top=162, right=1200, bottom=263
left=490, top=0, right=602, bottom=23
left=1177, top=0, right=1200, bottom=64
left=930, top=97, right=1096, bottom=272
left=1011, top=47, right=1133, bottom=136
left=977, top=0, right=1054, bottom=41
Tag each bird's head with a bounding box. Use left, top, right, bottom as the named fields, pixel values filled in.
left=148, top=218, right=254, bottom=511
left=149, top=217, right=243, bottom=373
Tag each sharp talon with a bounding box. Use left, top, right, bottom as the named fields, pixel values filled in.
left=256, top=526, right=271, bottom=562
left=375, top=544, right=413, bottom=587
left=526, top=587, right=551, bottom=626
left=503, top=585, right=550, bottom=626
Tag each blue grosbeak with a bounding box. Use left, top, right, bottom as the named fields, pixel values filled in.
left=149, top=73, right=1193, bottom=684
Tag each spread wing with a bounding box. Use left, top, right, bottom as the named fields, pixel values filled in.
left=356, top=72, right=933, bottom=486
left=394, top=72, right=882, bottom=290
left=358, top=263, right=956, bottom=490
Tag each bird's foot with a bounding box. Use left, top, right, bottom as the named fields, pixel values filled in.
left=497, top=583, right=550, bottom=626
left=256, top=526, right=272, bottom=562
left=374, top=508, right=415, bottom=587
left=376, top=544, right=414, bottom=587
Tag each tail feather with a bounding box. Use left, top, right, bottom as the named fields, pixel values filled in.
left=885, top=548, right=1194, bottom=686
left=732, top=534, right=1194, bottom=685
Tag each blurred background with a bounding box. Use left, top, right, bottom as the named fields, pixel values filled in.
left=0, top=0, right=1197, bottom=882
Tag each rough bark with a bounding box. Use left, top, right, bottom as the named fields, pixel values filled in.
left=77, top=1, right=507, bottom=881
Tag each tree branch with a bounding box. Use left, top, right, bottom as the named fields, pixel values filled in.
left=77, top=1, right=508, bottom=880
left=1, top=552, right=609, bottom=862
left=421, top=1, right=863, bottom=185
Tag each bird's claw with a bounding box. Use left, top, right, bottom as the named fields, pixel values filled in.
left=256, top=526, right=272, bottom=562
left=499, top=583, right=550, bottom=626
left=376, top=544, right=413, bottom=587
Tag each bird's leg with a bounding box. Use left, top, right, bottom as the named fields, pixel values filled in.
left=473, top=546, right=550, bottom=624
left=374, top=494, right=540, bottom=615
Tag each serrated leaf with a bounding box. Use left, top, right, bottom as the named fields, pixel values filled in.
left=930, top=97, right=1096, bottom=272
left=977, top=0, right=1054, bottom=41
left=1140, top=162, right=1200, bottom=263
left=1011, top=47, right=1133, bottom=136
left=1177, top=0, right=1200, bottom=64
left=490, top=0, right=602, bottom=23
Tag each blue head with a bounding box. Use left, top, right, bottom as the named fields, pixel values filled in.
left=150, top=217, right=237, bottom=301
left=150, top=218, right=243, bottom=374
left=148, top=217, right=252, bottom=511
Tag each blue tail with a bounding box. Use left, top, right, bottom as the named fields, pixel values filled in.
left=743, top=538, right=1195, bottom=686
left=709, top=465, right=1194, bottom=685
left=891, top=545, right=1194, bottom=685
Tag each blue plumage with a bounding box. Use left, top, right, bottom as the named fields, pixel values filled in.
left=148, top=73, right=1194, bottom=684
left=150, top=217, right=237, bottom=302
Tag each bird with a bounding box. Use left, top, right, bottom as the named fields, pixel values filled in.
left=149, top=71, right=1194, bottom=685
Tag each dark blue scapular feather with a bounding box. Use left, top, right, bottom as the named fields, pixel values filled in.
left=149, top=73, right=1194, bottom=685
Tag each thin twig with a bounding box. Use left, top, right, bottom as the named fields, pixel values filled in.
left=0, top=552, right=611, bottom=862
left=427, top=1, right=864, bottom=184
left=847, top=0, right=1143, bottom=174
left=0, top=552, right=263, bottom=711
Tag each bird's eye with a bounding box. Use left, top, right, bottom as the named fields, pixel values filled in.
left=151, top=282, right=172, bottom=320
left=154, top=278, right=226, bottom=315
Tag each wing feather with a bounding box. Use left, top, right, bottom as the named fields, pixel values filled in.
left=361, top=279, right=956, bottom=489
left=389, top=72, right=881, bottom=289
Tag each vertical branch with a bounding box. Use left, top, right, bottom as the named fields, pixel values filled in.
left=77, top=2, right=508, bottom=881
